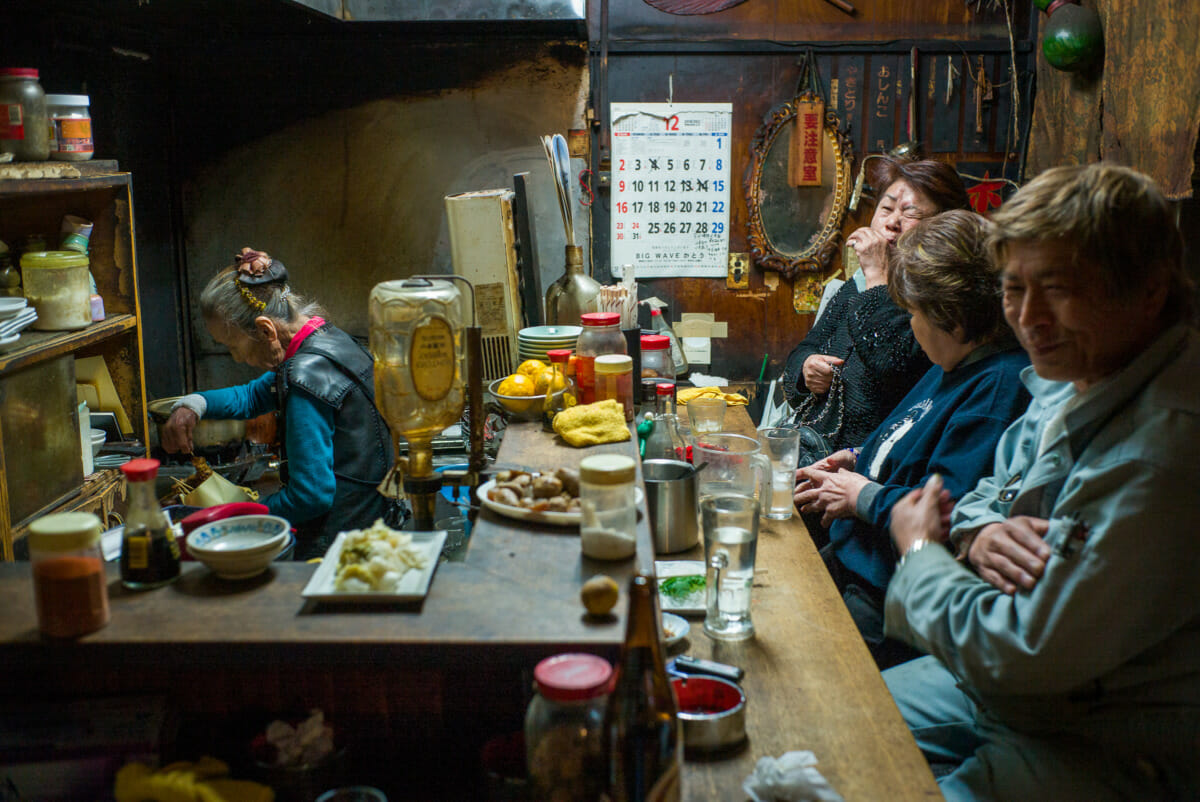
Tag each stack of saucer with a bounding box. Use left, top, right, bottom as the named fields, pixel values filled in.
left=518, top=325, right=582, bottom=363
left=0, top=297, right=37, bottom=352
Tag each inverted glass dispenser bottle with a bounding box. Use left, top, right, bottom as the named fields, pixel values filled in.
left=369, top=276, right=472, bottom=529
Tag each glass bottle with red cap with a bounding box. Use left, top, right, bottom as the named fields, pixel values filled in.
left=525, top=652, right=613, bottom=801
left=542, top=348, right=578, bottom=432
left=575, top=311, right=626, bottom=405
left=639, top=334, right=674, bottom=405
left=118, top=458, right=181, bottom=590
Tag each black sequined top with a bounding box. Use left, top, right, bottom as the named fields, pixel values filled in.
left=782, top=281, right=931, bottom=452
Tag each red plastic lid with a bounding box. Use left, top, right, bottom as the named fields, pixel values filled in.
left=656, top=382, right=675, bottom=395
left=641, top=334, right=670, bottom=351
left=120, top=458, right=161, bottom=482
left=0, top=68, right=39, bottom=78
left=533, top=653, right=613, bottom=702
left=545, top=348, right=573, bottom=363
left=580, top=312, right=620, bottom=327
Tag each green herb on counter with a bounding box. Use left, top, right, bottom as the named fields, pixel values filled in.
left=660, top=575, right=705, bottom=600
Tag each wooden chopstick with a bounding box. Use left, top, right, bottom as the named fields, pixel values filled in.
left=823, top=0, right=855, bottom=14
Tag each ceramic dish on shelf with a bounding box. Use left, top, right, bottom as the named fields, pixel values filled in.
left=662, top=612, right=690, bottom=648
left=301, top=530, right=447, bottom=603
left=656, top=560, right=707, bottom=616
left=519, top=325, right=582, bottom=341
left=0, top=297, right=27, bottom=319
left=477, top=479, right=644, bottom=527
left=0, top=333, right=20, bottom=353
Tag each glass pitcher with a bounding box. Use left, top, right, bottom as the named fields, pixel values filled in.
left=691, top=433, right=771, bottom=509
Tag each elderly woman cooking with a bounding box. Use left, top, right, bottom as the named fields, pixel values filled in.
left=162, top=248, right=394, bottom=560
left=793, top=210, right=1031, bottom=668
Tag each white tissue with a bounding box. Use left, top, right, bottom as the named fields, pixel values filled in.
left=743, top=751, right=844, bottom=802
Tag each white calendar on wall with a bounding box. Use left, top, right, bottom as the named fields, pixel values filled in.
left=609, top=102, right=733, bottom=278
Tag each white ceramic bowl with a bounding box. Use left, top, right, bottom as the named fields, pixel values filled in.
left=89, top=427, right=106, bottom=457
left=0, top=333, right=20, bottom=353
left=186, top=515, right=292, bottom=579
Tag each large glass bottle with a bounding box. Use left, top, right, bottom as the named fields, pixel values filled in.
left=602, top=573, right=681, bottom=802
left=544, top=244, right=601, bottom=326
left=118, top=459, right=181, bottom=590
left=641, top=384, right=685, bottom=463
left=368, top=278, right=468, bottom=483
left=649, top=308, right=688, bottom=377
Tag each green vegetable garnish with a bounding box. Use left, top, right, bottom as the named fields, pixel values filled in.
left=660, top=575, right=705, bottom=600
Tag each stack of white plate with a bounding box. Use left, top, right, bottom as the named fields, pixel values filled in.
left=518, top=325, right=582, bottom=363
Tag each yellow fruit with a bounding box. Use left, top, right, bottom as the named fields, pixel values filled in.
left=498, top=373, right=535, bottom=397
left=581, top=574, right=620, bottom=616
left=535, top=368, right=568, bottom=395
left=517, top=359, right=548, bottom=378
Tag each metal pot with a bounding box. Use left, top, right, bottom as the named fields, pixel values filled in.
left=148, top=396, right=246, bottom=449
left=672, top=675, right=747, bottom=753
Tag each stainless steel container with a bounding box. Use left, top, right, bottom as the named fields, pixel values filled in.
left=147, top=397, right=246, bottom=449
left=672, top=675, right=747, bottom=752
left=643, top=458, right=700, bottom=554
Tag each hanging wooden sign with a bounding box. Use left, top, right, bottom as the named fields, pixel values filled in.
left=789, top=96, right=825, bottom=188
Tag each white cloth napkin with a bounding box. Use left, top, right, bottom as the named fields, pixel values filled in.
left=743, top=751, right=844, bottom=802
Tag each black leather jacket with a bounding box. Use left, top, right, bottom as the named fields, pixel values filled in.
left=275, top=324, right=393, bottom=559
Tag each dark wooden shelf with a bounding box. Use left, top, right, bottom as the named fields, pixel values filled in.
left=0, top=314, right=138, bottom=377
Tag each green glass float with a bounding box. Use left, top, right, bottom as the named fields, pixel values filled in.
left=1035, top=0, right=1104, bottom=72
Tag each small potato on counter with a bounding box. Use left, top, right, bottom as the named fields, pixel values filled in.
left=581, top=574, right=620, bottom=616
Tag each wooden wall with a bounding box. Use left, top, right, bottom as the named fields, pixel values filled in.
left=587, top=0, right=1036, bottom=383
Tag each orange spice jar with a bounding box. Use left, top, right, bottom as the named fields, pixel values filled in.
left=28, top=512, right=109, bottom=638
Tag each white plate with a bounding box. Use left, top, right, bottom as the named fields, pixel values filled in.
left=662, top=612, right=690, bottom=647
left=656, top=560, right=707, bottom=616
left=520, top=325, right=582, bottom=339
left=477, top=478, right=643, bottom=527
left=0, top=298, right=27, bottom=319
left=301, top=530, right=447, bottom=603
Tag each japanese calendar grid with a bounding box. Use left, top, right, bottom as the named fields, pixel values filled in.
left=610, top=102, right=733, bottom=278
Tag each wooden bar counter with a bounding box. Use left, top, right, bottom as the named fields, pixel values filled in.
left=0, top=409, right=938, bottom=800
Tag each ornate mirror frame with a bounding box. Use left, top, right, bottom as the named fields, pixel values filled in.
left=745, top=96, right=853, bottom=278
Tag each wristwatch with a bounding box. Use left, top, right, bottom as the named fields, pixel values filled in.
left=897, top=538, right=940, bottom=569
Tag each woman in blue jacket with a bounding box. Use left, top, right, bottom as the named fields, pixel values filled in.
left=793, top=210, right=1031, bottom=667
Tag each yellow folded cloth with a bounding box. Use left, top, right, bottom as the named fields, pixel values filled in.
left=552, top=399, right=632, bottom=447
left=115, top=757, right=274, bottom=802
left=676, top=386, right=749, bottom=406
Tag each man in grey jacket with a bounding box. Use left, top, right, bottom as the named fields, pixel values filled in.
left=880, top=163, right=1200, bottom=801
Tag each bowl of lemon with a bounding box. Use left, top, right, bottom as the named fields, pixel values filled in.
left=489, top=359, right=571, bottom=421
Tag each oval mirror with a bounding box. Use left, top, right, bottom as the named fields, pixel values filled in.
left=745, top=99, right=853, bottom=278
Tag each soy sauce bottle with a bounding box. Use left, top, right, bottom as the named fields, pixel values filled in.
left=601, top=573, right=681, bottom=801
left=119, top=459, right=180, bottom=590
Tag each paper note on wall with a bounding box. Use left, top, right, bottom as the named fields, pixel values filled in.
left=610, top=102, right=733, bottom=279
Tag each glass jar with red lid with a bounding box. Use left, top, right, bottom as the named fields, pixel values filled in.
left=575, top=311, right=626, bottom=404
left=524, top=652, right=613, bottom=801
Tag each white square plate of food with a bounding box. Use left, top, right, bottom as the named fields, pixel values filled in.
left=655, top=560, right=707, bottom=616
left=301, top=530, right=447, bottom=603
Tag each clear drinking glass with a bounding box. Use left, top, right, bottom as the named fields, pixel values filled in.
left=702, top=495, right=759, bottom=642
left=687, top=397, right=727, bottom=438
left=758, top=427, right=802, bottom=520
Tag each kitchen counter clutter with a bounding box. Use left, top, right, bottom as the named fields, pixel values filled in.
left=0, top=410, right=938, bottom=800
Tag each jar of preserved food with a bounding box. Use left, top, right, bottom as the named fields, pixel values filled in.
left=45, top=94, right=93, bottom=161
left=594, top=354, right=634, bottom=422
left=0, top=68, right=49, bottom=161
left=525, top=652, right=612, bottom=801
left=639, top=334, right=674, bottom=405
left=20, top=250, right=92, bottom=330
left=28, top=512, right=110, bottom=638
left=579, top=454, right=637, bottom=561
left=575, top=312, right=626, bottom=405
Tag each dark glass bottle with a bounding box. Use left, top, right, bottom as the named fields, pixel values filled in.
left=118, top=458, right=181, bottom=590
left=602, top=573, right=681, bottom=801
